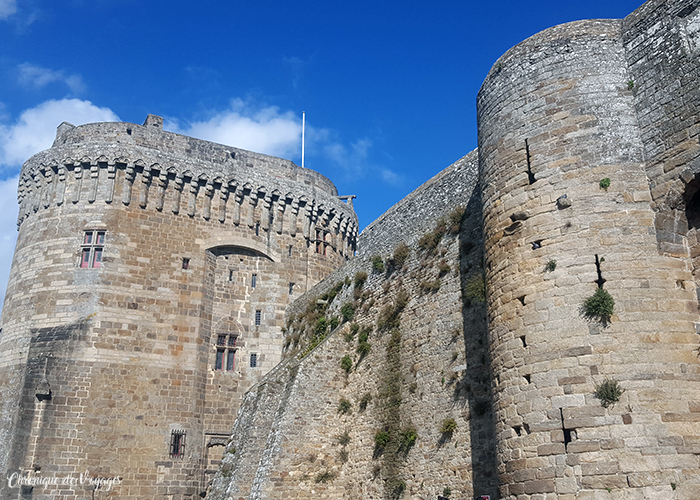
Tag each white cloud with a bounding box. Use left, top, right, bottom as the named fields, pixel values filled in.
left=17, top=63, right=85, bottom=94
left=0, top=98, right=120, bottom=170
left=0, top=0, right=17, bottom=20
left=169, top=98, right=301, bottom=159
left=0, top=175, right=18, bottom=316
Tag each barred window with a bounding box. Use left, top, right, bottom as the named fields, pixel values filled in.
left=250, top=353, right=258, bottom=368
left=170, top=430, right=186, bottom=458
left=255, top=310, right=261, bottom=326
left=80, top=230, right=105, bottom=268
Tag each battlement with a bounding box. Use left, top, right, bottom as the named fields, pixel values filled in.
left=18, top=115, right=356, bottom=250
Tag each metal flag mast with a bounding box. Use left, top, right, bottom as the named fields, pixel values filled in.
left=301, top=111, right=305, bottom=169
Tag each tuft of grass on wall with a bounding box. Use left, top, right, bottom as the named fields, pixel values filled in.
left=594, top=378, right=624, bottom=408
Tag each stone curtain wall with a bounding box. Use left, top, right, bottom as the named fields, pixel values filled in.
left=208, top=152, right=494, bottom=499
left=478, top=8, right=700, bottom=500
left=0, top=116, right=355, bottom=499
left=623, top=0, right=700, bottom=271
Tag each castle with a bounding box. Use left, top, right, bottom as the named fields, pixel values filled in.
left=2, top=0, right=700, bottom=498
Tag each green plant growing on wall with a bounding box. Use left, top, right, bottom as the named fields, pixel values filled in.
left=464, top=273, right=486, bottom=303
left=338, top=398, right=352, bottom=415
left=345, top=323, right=359, bottom=342
left=377, top=289, right=409, bottom=331
left=391, top=242, right=410, bottom=270
left=418, top=219, right=447, bottom=254
left=315, top=469, right=338, bottom=483
left=398, top=426, right=417, bottom=453
left=438, top=259, right=451, bottom=276
left=357, top=327, right=372, bottom=358
left=340, top=302, right=356, bottom=322
left=339, top=449, right=349, bottom=463
left=545, top=260, right=557, bottom=272
left=448, top=206, right=466, bottom=234
left=374, top=430, right=391, bottom=448
left=354, top=271, right=368, bottom=289
left=594, top=378, right=624, bottom=408
left=388, top=479, right=406, bottom=499
left=329, top=317, right=340, bottom=331
left=582, top=288, right=615, bottom=324
left=599, top=177, right=611, bottom=190
left=443, top=486, right=452, bottom=498
left=359, top=392, right=372, bottom=412
left=371, top=255, right=385, bottom=273
left=340, top=355, right=352, bottom=374
left=627, top=80, right=634, bottom=90
left=420, top=279, right=441, bottom=294
left=337, top=430, right=351, bottom=446
left=440, top=418, right=458, bottom=435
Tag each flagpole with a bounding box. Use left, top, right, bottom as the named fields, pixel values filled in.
left=301, top=111, right=306, bottom=169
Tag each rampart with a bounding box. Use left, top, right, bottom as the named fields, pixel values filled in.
left=208, top=150, right=493, bottom=500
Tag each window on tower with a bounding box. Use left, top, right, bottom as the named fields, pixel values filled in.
left=214, top=333, right=237, bottom=372
left=80, top=230, right=105, bottom=268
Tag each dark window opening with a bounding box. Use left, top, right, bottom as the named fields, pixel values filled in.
left=228, top=270, right=233, bottom=282
left=182, top=257, right=190, bottom=270
left=524, top=374, right=531, bottom=383
left=525, top=138, right=536, bottom=185
left=563, top=427, right=574, bottom=446
left=255, top=310, right=261, bottom=326
left=288, top=245, right=293, bottom=257
left=251, top=273, right=257, bottom=288
left=170, top=430, right=186, bottom=457
left=255, top=222, right=260, bottom=236
left=594, top=254, right=606, bottom=288
left=250, top=353, right=257, bottom=368
left=517, top=296, right=526, bottom=306
left=289, top=282, right=294, bottom=295
left=685, top=181, right=700, bottom=230
left=520, top=335, right=527, bottom=347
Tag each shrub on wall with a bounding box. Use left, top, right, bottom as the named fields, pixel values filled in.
left=594, top=378, right=624, bottom=408
left=582, top=288, right=615, bottom=324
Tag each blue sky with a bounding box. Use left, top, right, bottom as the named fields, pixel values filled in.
left=0, top=0, right=644, bottom=311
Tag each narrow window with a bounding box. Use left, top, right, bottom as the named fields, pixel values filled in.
left=255, top=222, right=260, bottom=236
left=80, top=230, right=105, bottom=269
left=170, top=430, right=186, bottom=458
left=289, top=282, right=294, bottom=295
left=251, top=273, right=257, bottom=288
left=182, top=257, right=190, bottom=270
left=92, top=248, right=102, bottom=268
left=250, top=353, right=258, bottom=368
left=81, top=249, right=91, bottom=268
left=226, top=350, right=235, bottom=371
left=255, top=310, right=261, bottom=326
left=228, top=270, right=233, bottom=282
left=288, top=245, right=293, bottom=257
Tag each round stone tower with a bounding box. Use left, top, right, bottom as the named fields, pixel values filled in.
left=0, top=115, right=357, bottom=499
left=478, top=18, right=700, bottom=500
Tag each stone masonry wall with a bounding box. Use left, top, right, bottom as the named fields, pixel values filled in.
left=478, top=9, right=700, bottom=500
left=207, top=151, right=494, bottom=500
left=0, top=116, right=355, bottom=500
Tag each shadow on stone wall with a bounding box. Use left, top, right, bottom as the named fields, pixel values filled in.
left=457, top=188, right=499, bottom=499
